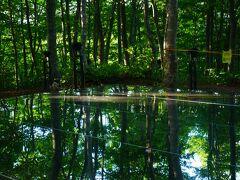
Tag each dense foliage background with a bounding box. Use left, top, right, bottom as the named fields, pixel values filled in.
left=0, top=0, right=239, bottom=90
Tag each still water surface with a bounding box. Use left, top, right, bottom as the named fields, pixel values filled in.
left=0, top=85, right=239, bottom=179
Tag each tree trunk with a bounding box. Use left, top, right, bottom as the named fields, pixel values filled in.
left=93, top=0, right=104, bottom=64
left=8, top=0, right=19, bottom=89
left=129, top=0, right=137, bottom=46
left=20, top=0, right=28, bottom=86
left=215, top=2, right=224, bottom=73
left=162, top=0, right=178, bottom=88
left=120, top=0, right=129, bottom=65
left=206, top=0, right=215, bottom=69
left=60, top=0, right=67, bottom=62
left=229, top=0, right=237, bottom=73
left=79, top=0, right=87, bottom=88
left=25, top=0, right=36, bottom=83
left=144, top=0, right=157, bottom=63
left=151, top=0, right=165, bottom=63
left=46, top=0, right=60, bottom=84
left=104, top=1, right=116, bottom=62
left=117, top=0, right=123, bottom=64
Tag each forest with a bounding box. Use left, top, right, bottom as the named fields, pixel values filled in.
left=0, top=0, right=239, bottom=92
left=1, top=0, right=240, bottom=179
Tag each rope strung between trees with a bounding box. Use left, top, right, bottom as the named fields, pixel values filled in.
left=165, top=48, right=240, bottom=57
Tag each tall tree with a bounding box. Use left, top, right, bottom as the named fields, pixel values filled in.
left=162, top=0, right=178, bottom=87
left=46, top=0, right=60, bottom=84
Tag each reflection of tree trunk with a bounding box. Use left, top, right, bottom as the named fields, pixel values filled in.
left=29, top=96, right=35, bottom=150
left=100, top=106, right=105, bottom=179
left=119, top=86, right=129, bottom=179
left=207, top=105, right=221, bottom=179
left=145, top=97, right=155, bottom=179
left=50, top=93, right=62, bottom=180
left=93, top=99, right=101, bottom=176
left=167, top=97, right=183, bottom=180
left=229, top=94, right=236, bottom=180
left=67, top=105, right=82, bottom=179
left=81, top=104, right=94, bottom=179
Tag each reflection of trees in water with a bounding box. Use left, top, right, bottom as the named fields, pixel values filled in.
left=1, top=87, right=240, bottom=179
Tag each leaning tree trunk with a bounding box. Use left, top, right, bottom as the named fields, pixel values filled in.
left=46, top=0, right=60, bottom=84
left=162, top=0, right=178, bottom=88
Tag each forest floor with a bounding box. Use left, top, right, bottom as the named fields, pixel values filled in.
left=0, top=79, right=240, bottom=98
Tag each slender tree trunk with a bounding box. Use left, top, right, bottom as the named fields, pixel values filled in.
left=162, top=0, right=178, bottom=88
left=8, top=0, right=19, bottom=89
left=73, top=0, right=81, bottom=43
left=117, top=0, right=123, bottom=64
left=229, top=0, right=237, bottom=73
left=80, top=0, right=87, bottom=88
left=215, top=2, right=224, bottom=73
left=206, top=0, right=215, bottom=69
left=120, top=0, right=129, bottom=65
left=20, top=0, right=28, bottom=85
left=144, top=0, right=157, bottom=63
left=46, top=0, right=60, bottom=83
left=151, top=0, right=165, bottom=63
left=60, top=0, right=67, bottom=62
left=129, top=0, right=137, bottom=46
left=104, top=1, right=116, bottom=62
left=25, top=0, right=36, bottom=84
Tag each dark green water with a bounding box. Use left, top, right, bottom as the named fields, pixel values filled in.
left=0, top=85, right=239, bottom=179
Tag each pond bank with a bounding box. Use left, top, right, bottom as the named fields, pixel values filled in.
left=0, top=79, right=240, bottom=98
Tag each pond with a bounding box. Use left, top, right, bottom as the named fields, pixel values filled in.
left=0, top=85, right=239, bottom=179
